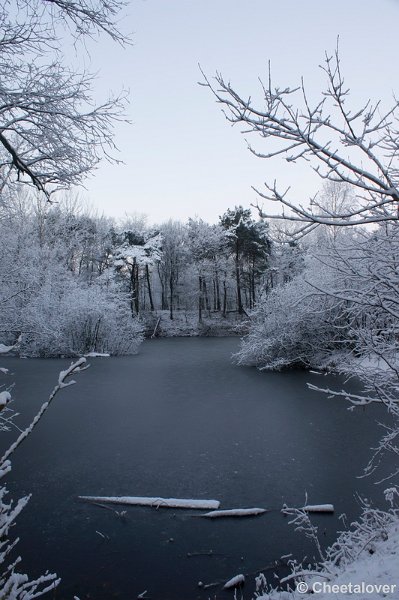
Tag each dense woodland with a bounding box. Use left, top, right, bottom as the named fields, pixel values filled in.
left=0, top=195, right=274, bottom=356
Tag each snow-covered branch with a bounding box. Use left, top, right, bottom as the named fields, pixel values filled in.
left=0, top=357, right=88, bottom=466
left=202, top=49, right=399, bottom=232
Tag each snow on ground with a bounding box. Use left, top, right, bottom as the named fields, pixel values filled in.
left=256, top=510, right=399, bottom=600
left=142, top=310, right=245, bottom=338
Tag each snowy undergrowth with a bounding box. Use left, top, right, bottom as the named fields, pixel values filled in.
left=255, top=503, right=399, bottom=600
left=144, top=310, right=244, bottom=338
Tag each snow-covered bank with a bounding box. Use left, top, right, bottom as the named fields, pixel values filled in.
left=256, top=507, right=399, bottom=600
left=142, top=310, right=246, bottom=338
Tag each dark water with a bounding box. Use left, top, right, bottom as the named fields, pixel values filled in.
left=0, top=338, right=392, bottom=600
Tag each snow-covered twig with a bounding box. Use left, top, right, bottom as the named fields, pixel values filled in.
left=0, top=357, right=89, bottom=598
left=0, top=357, right=88, bottom=466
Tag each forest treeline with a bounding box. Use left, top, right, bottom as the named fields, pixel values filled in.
left=4, top=181, right=397, bottom=397
left=0, top=194, right=278, bottom=356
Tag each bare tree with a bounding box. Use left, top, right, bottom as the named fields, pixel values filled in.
left=201, top=45, right=399, bottom=237
left=0, top=0, right=130, bottom=198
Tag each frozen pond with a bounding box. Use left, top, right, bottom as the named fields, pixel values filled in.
left=1, top=338, right=391, bottom=599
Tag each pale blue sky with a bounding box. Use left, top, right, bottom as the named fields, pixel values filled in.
left=79, top=0, right=399, bottom=223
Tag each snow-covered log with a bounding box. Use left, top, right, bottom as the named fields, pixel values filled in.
left=303, top=504, right=334, bottom=513
left=79, top=496, right=221, bottom=510
left=0, top=335, right=21, bottom=355
left=200, top=507, right=267, bottom=518
left=223, top=574, right=245, bottom=589
left=0, top=391, right=11, bottom=410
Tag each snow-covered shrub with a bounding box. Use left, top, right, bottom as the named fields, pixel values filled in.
left=0, top=473, right=59, bottom=599
left=21, top=275, right=143, bottom=357
left=255, top=502, right=399, bottom=600
left=236, top=255, right=351, bottom=370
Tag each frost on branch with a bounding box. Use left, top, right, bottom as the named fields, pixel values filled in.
left=0, top=484, right=60, bottom=599
left=0, top=61, right=127, bottom=197
left=202, top=46, right=399, bottom=233
left=0, top=358, right=88, bottom=598
left=255, top=501, right=397, bottom=599
left=0, top=0, right=130, bottom=197
left=1, top=358, right=88, bottom=466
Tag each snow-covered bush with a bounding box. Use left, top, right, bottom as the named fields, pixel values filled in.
left=0, top=199, right=144, bottom=357
left=21, top=275, right=143, bottom=357
left=255, top=502, right=399, bottom=600
left=236, top=255, right=351, bottom=370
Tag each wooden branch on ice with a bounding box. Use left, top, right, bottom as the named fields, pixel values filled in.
left=199, top=559, right=288, bottom=590
left=78, top=495, right=220, bottom=510
left=223, top=574, right=245, bottom=589
left=303, top=504, right=334, bottom=513
left=187, top=550, right=225, bottom=557
left=200, top=507, right=267, bottom=518
left=281, top=503, right=334, bottom=514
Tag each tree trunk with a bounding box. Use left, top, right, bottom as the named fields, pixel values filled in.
left=129, top=258, right=139, bottom=316
left=203, top=278, right=210, bottom=313
left=129, top=265, right=135, bottom=317
left=223, top=279, right=227, bottom=318
left=251, top=257, right=256, bottom=306
left=146, top=264, right=154, bottom=311
left=169, top=271, right=174, bottom=320
left=215, top=272, right=221, bottom=311
left=134, top=260, right=139, bottom=314
left=198, top=275, right=203, bottom=322
left=157, top=264, right=167, bottom=310
left=235, top=244, right=243, bottom=314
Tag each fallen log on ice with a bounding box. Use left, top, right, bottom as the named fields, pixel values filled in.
left=223, top=574, right=245, bottom=589
left=303, top=504, right=334, bottom=513
left=200, top=508, right=267, bottom=518
left=198, top=559, right=288, bottom=591
left=78, top=495, right=220, bottom=510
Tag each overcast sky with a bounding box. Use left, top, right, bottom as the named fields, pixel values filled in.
left=78, top=0, right=399, bottom=224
